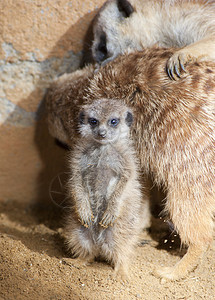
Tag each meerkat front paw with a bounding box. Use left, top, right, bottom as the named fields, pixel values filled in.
left=99, top=211, right=117, bottom=228
left=166, top=50, right=192, bottom=80
left=77, top=211, right=94, bottom=228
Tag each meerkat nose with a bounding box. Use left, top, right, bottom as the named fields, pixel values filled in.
left=98, top=128, right=107, bottom=138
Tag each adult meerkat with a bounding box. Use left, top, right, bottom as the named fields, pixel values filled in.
left=90, top=0, right=215, bottom=79
left=46, top=47, right=215, bottom=280
left=65, top=98, right=150, bottom=277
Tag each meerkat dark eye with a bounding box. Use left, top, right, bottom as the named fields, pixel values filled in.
left=96, top=32, right=107, bottom=62
left=110, top=118, right=120, bottom=127
left=88, top=118, right=99, bottom=127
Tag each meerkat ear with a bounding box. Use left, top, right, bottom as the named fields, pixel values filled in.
left=125, top=111, right=133, bottom=127
left=79, top=111, right=86, bottom=124
left=117, top=0, right=134, bottom=18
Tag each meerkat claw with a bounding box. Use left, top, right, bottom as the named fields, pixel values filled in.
left=167, top=65, right=175, bottom=80
left=78, top=216, right=91, bottom=228
left=174, top=64, right=181, bottom=78
left=167, top=52, right=189, bottom=80
left=180, top=60, right=186, bottom=73
left=99, top=222, right=108, bottom=229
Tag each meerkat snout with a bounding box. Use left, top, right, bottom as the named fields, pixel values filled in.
left=98, top=127, right=107, bottom=138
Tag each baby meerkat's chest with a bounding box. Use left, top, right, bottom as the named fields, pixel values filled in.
left=80, top=146, right=123, bottom=196
left=81, top=145, right=123, bottom=171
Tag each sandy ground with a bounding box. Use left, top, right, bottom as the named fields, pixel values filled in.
left=0, top=199, right=215, bottom=300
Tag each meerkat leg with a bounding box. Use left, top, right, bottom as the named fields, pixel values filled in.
left=66, top=224, right=96, bottom=261
left=155, top=192, right=214, bottom=280
left=99, top=227, right=134, bottom=280
left=82, top=254, right=96, bottom=265
left=156, top=243, right=209, bottom=280
left=166, top=36, right=215, bottom=80
left=112, top=241, right=131, bottom=280
left=114, top=259, right=130, bottom=281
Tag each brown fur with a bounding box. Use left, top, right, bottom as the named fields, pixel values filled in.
left=46, top=65, right=96, bottom=145
left=64, top=99, right=150, bottom=277
left=46, top=47, right=215, bottom=280
left=90, top=0, right=215, bottom=79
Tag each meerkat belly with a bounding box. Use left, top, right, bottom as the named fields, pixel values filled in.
left=84, top=166, right=118, bottom=199
left=95, top=168, right=119, bottom=198
left=81, top=150, right=120, bottom=216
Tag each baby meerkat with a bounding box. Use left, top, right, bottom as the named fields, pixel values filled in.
left=46, top=47, right=215, bottom=280
left=65, top=98, right=150, bottom=277
left=90, top=0, right=215, bottom=79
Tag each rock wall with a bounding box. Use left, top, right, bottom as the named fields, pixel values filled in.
left=0, top=0, right=104, bottom=204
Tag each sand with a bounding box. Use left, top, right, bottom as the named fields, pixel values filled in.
left=0, top=199, right=215, bottom=300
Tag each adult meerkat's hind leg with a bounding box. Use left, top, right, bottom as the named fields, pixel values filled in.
left=155, top=243, right=209, bottom=280
left=154, top=192, right=214, bottom=280
left=166, top=36, right=215, bottom=80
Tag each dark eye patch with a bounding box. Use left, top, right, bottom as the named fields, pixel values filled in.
left=96, top=32, right=107, bottom=62
left=88, top=118, right=99, bottom=127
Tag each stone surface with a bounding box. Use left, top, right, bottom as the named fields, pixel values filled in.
left=0, top=0, right=105, bottom=203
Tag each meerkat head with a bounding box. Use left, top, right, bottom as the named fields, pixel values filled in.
left=92, top=0, right=135, bottom=64
left=79, top=98, right=133, bottom=144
